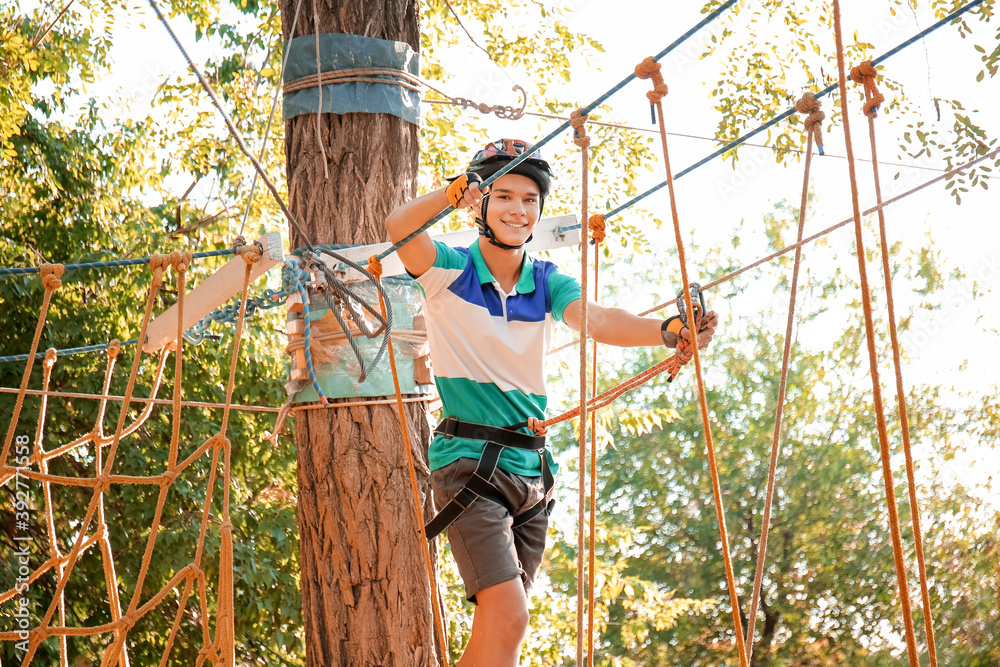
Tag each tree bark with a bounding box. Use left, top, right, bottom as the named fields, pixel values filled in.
left=278, top=2, right=440, bottom=665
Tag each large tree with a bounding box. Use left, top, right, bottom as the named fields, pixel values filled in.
left=275, top=1, right=445, bottom=665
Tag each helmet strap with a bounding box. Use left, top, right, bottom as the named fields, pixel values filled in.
left=476, top=192, right=536, bottom=251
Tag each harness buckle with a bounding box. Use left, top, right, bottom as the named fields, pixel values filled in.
left=437, top=416, right=459, bottom=439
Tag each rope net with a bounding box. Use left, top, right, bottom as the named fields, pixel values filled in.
left=1, top=247, right=262, bottom=666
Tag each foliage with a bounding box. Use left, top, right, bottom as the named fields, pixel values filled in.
left=702, top=0, right=999, bottom=204
left=536, top=200, right=999, bottom=665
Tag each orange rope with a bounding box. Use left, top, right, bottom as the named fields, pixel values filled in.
left=21, top=255, right=166, bottom=664
left=570, top=106, right=591, bottom=667
left=637, top=55, right=749, bottom=667
left=587, top=217, right=603, bottom=667
left=1, top=263, right=64, bottom=466
left=5, top=251, right=253, bottom=667
left=369, top=255, right=450, bottom=667
left=832, top=4, right=920, bottom=665
left=744, top=93, right=820, bottom=657
left=853, top=59, right=938, bottom=667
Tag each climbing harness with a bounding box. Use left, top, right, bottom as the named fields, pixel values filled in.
left=423, top=417, right=554, bottom=541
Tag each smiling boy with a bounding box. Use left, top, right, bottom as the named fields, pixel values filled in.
left=385, top=138, right=717, bottom=666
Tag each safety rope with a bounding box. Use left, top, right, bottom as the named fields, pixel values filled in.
left=569, top=107, right=592, bottom=667
left=0, top=248, right=236, bottom=277
left=587, top=213, right=605, bottom=667
left=744, top=92, right=821, bottom=657
left=374, top=0, right=739, bottom=262
left=832, top=4, right=920, bottom=664
left=636, top=54, right=749, bottom=667
left=368, top=256, right=450, bottom=667
left=851, top=58, right=938, bottom=666
left=238, top=0, right=305, bottom=239
left=601, top=0, right=986, bottom=224
left=145, top=0, right=315, bottom=253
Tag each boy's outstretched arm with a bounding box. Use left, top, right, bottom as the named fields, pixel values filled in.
left=385, top=179, right=485, bottom=278
left=562, top=300, right=719, bottom=350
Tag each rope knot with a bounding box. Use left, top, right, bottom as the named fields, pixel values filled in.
left=367, top=255, right=383, bottom=279
left=148, top=254, right=169, bottom=290
left=850, top=60, right=884, bottom=117
left=199, top=646, right=221, bottom=664
left=94, top=475, right=111, bottom=494
left=107, top=340, right=121, bottom=360
left=588, top=214, right=607, bottom=244
left=94, top=523, right=108, bottom=541
left=120, top=612, right=138, bottom=630
left=232, top=235, right=247, bottom=249
left=160, top=470, right=177, bottom=487
left=171, top=251, right=192, bottom=273
left=634, top=56, right=668, bottom=104
left=43, top=348, right=57, bottom=368
left=40, top=263, right=65, bottom=290
left=795, top=92, right=826, bottom=153
left=238, top=244, right=262, bottom=265
left=209, top=434, right=230, bottom=451
left=570, top=109, right=590, bottom=149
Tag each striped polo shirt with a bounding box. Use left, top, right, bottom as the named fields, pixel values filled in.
left=416, top=240, right=581, bottom=476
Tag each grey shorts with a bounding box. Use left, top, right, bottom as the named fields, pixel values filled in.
left=430, top=457, right=550, bottom=603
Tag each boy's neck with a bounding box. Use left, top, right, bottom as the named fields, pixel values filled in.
left=476, top=237, right=525, bottom=294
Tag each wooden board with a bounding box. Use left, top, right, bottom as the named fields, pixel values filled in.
left=307, top=214, right=581, bottom=281
left=142, top=232, right=284, bottom=353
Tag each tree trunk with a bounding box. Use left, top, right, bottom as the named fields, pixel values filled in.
left=278, top=2, right=440, bottom=665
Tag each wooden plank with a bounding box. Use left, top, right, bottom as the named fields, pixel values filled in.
left=308, top=214, right=581, bottom=281
left=143, top=232, right=284, bottom=353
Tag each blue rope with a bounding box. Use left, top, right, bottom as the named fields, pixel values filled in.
left=0, top=339, right=141, bottom=364
left=0, top=249, right=239, bottom=277
left=284, top=262, right=329, bottom=405
left=602, top=0, right=985, bottom=222
left=374, top=0, right=740, bottom=261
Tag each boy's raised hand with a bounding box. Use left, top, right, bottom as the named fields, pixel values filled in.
left=680, top=310, right=720, bottom=349
left=446, top=172, right=489, bottom=210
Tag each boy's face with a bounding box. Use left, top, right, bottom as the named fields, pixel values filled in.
left=485, top=173, right=542, bottom=247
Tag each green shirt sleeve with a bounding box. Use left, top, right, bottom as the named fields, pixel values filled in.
left=549, top=269, right=581, bottom=323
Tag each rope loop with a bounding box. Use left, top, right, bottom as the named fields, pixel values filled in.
left=570, top=108, right=591, bottom=149
left=238, top=244, right=262, bottom=265
left=40, top=263, right=65, bottom=290
left=795, top=92, right=826, bottom=152
left=588, top=214, right=607, bottom=244
left=43, top=347, right=57, bottom=368
left=850, top=60, right=884, bottom=117
left=367, top=255, right=383, bottom=279
left=634, top=56, right=668, bottom=103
